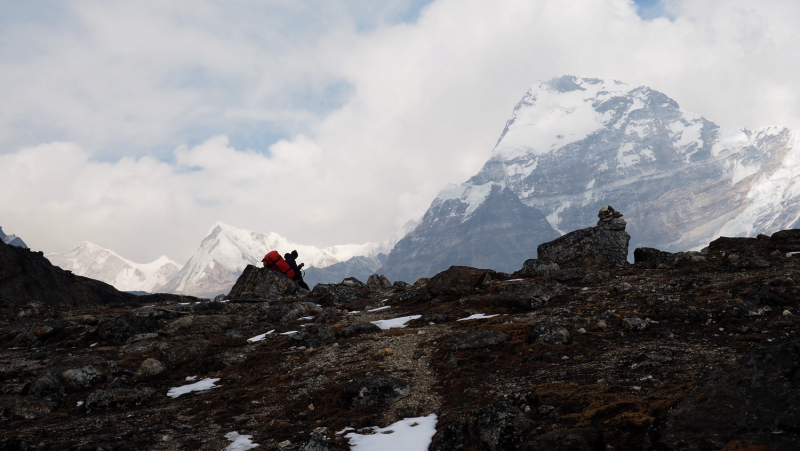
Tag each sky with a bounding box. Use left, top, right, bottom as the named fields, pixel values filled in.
left=2, top=0, right=800, bottom=264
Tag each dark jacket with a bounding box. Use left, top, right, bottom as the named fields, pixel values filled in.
left=284, top=253, right=302, bottom=280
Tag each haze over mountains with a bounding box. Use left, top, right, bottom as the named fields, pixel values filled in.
left=39, top=75, right=800, bottom=294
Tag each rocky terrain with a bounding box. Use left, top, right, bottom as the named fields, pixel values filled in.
left=2, top=211, right=800, bottom=450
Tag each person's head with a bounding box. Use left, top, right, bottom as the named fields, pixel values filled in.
left=291, top=250, right=298, bottom=259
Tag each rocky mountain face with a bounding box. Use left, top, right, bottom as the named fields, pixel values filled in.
left=0, top=226, right=27, bottom=249
left=381, top=185, right=559, bottom=282
left=45, top=242, right=181, bottom=294
left=382, top=75, right=800, bottom=282
left=2, top=221, right=800, bottom=450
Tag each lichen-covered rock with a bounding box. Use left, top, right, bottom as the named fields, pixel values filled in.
left=59, top=366, right=105, bottom=392
left=517, top=259, right=560, bottom=276
left=299, top=427, right=328, bottom=451
left=493, top=279, right=564, bottom=309
left=342, top=376, right=410, bottom=408
left=341, top=277, right=366, bottom=288
left=228, top=265, right=305, bottom=299
left=449, top=330, right=510, bottom=351
left=538, top=218, right=630, bottom=269
left=467, top=403, right=534, bottom=451
left=311, top=284, right=365, bottom=306
left=527, top=322, right=571, bottom=345
left=622, top=317, right=649, bottom=333
left=133, top=358, right=168, bottom=382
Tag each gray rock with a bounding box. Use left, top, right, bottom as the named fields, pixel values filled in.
left=338, top=323, right=381, bottom=338
left=299, top=427, right=328, bottom=451
left=27, top=372, right=64, bottom=397
left=366, top=274, right=392, bottom=288
left=133, top=358, right=168, bottom=382
left=341, top=277, right=366, bottom=288
left=59, top=366, right=105, bottom=392
left=622, top=317, right=649, bottom=332
left=85, top=387, right=155, bottom=412
left=228, top=265, right=306, bottom=299
left=160, top=340, right=210, bottom=366
left=98, top=316, right=159, bottom=344
left=311, top=284, right=365, bottom=306
left=449, top=330, right=510, bottom=351
left=614, top=282, right=633, bottom=293
left=537, top=217, right=630, bottom=270
left=518, top=259, right=560, bottom=276
left=527, top=322, right=571, bottom=345
left=342, top=376, right=410, bottom=408
left=164, top=315, right=246, bottom=335
left=467, top=403, right=535, bottom=451
left=493, top=279, right=564, bottom=309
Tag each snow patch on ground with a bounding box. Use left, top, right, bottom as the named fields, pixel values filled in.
left=371, top=315, right=422, bottom=330
left=343, top=414, right=438, bottom=451
left=457, top=313, right=500, bottom=321
left=223, top=431, right=260, bottom=451
left=247, top=330, right=275, bottom=342
left=166, top=378, right=220, bottom=398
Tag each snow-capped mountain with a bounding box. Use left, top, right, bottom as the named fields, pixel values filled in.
left=0, top=226, right=27, bottom=249
left=381, top=75, right=800, bottom=281
left=160, top=221, right=408, bottom=297
left=45, top=242, right=182, bottom=293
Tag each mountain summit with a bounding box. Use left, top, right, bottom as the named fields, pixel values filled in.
left=381, top=75, right=800, bottom=282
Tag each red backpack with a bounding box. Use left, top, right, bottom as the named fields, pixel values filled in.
left=261, top=250, right=296, bottom=279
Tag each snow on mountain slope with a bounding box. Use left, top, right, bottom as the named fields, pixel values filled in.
left=45, top=242, right=182, bottom=293
left=384, top=75, right=800, bottom=280
left=0, top=226, right=28, bottom=249
left=160, top=221, right=409, bottom=298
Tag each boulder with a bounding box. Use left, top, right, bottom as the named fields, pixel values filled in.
left=426, top=267, right=499, bottom=297
left=493, top=279, right=564, bottom=309
left=59, top=366, right=105, bottom=392
left=311, top=284, right=365, bottom=306
left=516, top=259, right=560, bottom=276
left=622, top=317, right=649, bottom=333
left=342, top=376, right=410, bottom=408
left=338, top=323, right=381, bottom=338
left=537, top=211, right=630, bottom=269
left=27, top=372, right=64, bottom=397
left=466, top=403, right=535, bottom=451
left=449, top=330, right=510, bottom=351
left=299, top=427, right=328, bottom=451
left=527, top=322, right=571, bottom=345
left=160, top=340, right=210, bottom=367
left=366, top=274, right=392, bottom=288
left=650, top=340, right=800, bottom=450
left=133, top=358, right=168, bottom=382
left=341, top=277, right=366, bottom=288
left=98, top=316, right=159, bottom=344
left=228, top=265, right=306, bottom=299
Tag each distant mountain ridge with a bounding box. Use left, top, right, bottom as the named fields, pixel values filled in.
left=46, top=242, right=182, bottom=293
left=379, top=75, right=800, bottom=282
left=0, top=226, right=27, bottom=249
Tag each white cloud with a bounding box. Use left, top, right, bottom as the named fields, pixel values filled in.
left=2, top=0, right=800, bottom=263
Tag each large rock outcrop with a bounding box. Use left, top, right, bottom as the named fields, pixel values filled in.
left=537, top=206, right=630, bottom=269
left=0, top=240, right=133, bottom=307
left=228, top=264, right=308, bottom=299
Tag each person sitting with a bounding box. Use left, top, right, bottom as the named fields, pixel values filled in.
left=284, top=250, right=310, bottom=290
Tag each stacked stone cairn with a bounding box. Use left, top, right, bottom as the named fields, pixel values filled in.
left=597, top=205, right=623, bottom=225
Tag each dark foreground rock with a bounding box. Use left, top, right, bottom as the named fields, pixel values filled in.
left=537, top=208, right=630, bottom=269
left=228, top=264, right=307, bottom=299
left=342, top=376, right=410, bottom=407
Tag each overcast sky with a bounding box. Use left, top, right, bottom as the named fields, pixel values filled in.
left=2, top=0, right=800, bottom=264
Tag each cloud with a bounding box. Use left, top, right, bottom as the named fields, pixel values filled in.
left=2, top=0, right=800, bottom=263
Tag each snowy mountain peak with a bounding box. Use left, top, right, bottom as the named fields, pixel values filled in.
left=0, top=226, right=28, bottom=249
left=46, top=242, right=181, bottom=293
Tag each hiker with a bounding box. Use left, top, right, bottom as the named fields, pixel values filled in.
left=284, top=250, right=310, bottom=290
